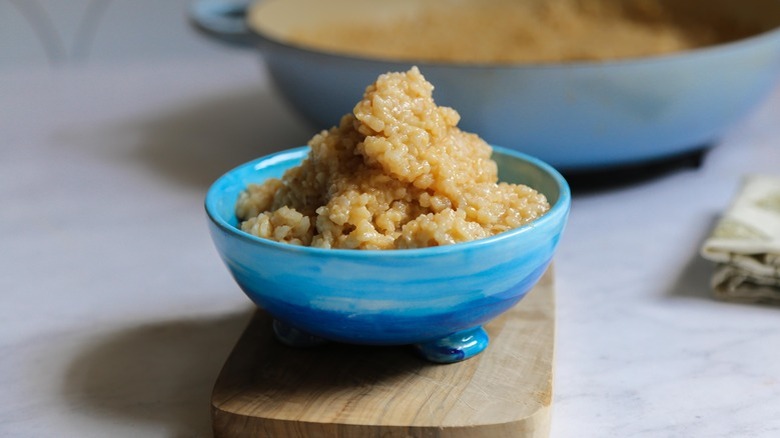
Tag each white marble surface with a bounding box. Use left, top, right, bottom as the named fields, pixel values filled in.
left=2, top=1, right=780, bottom=437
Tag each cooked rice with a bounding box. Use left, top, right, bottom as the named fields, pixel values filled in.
left=236, top=67, right=549, bottom=249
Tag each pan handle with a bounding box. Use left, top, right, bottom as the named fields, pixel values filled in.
left=189, top=0, right=256, bottom=46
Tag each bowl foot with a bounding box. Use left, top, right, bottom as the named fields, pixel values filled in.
left=272, top=319, right=329, bottom=347
left=413, top=326, right=489, bottom=364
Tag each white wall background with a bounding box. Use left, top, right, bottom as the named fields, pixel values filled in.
left=0, top=0, right=239, bottom=69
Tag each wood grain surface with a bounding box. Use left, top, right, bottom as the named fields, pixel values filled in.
left=211, top=268, right=556, bottom=438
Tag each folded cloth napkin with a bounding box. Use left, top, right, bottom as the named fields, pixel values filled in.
left=701, top=174, right=780, bottom=303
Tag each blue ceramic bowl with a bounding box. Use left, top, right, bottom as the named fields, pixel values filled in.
left=205, top=146, right=570, bottom=363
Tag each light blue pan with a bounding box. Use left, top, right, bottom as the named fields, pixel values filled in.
left=192, top=0, right=780, bottom=171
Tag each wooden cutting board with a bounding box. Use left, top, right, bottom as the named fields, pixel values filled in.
left=211, top=268, right=556, bottom=438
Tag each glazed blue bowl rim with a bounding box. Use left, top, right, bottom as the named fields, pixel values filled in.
left=205, top=145, right=571, bottom=258
left=251, top=10, right=780, bottom=70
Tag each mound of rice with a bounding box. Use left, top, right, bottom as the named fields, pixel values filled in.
left=236, top=67, right=549, bottom=249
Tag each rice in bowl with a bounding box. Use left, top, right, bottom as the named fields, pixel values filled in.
left=236, top=67, right=550, bottom=249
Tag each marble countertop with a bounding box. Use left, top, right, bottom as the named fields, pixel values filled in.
left=2, top=1, right=779, bottom=436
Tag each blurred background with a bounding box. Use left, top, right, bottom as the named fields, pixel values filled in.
left=1, top=0, right=227, bottom=68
